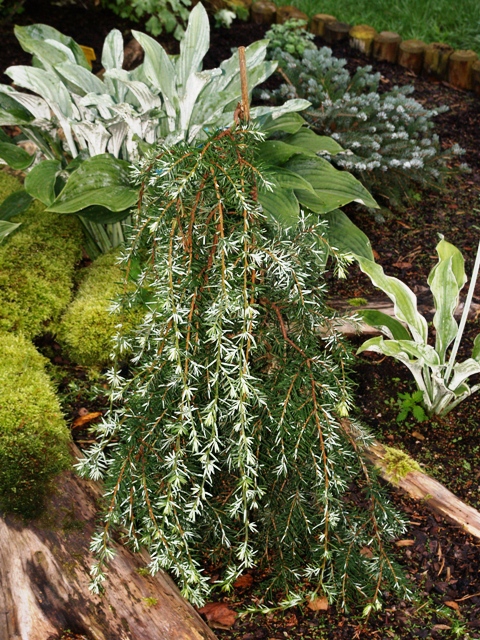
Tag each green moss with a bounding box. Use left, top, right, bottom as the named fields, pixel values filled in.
left=0, top=332, right=72, bottom=518
left=347, top=297, right=368, bottom=307
left=383, top=446, right=422, bottom=483
left=0, top=173, right=83, bottom=338
left=57, top=249, right=140, bottom=368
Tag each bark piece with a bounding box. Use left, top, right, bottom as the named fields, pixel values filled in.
left=448, top=49, right=479, bottom=90
left=349, top=24, right=377, bottom=56
left=324, top=21, right=352, bottom=44
left=373, top=31, right=402, bottom=63
left=0, top=447, right=217, bottom=640
left=398, top=39, right=426, bottom=75
left=423, top=42, right=454, bottom=80
left=275, top=5, right=308, bottom=24
left=310, top=13, right=336, bottom=37
left=250, top=0, right=276, bottom=24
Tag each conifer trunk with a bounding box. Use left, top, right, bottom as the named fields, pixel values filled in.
left=0, top=449, right=217, bottom=640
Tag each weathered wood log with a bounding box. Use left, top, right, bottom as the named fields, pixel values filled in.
left=324, top=21, right=352, bottom=44
left=250, top=0, right=276, bottom=24
left=423, top=42, right=454, bottom=80
left=0, top=446, right=217, bottom=640
left=472, top=60, right=480, bottom=97
left=356, top=433, right=480, bottom=540
left=310, top=13, right=336, bottom=37
left=373, top=31, right=402, bottom=63
left=398, top=39, right=426, bottom=74
left=275, top=5, right=308, bottom=24
left=349, top=24, right=377, bottom=56
left=448, top=49, right=478, bottom=90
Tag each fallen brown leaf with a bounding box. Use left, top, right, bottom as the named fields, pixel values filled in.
left=233, top=573, right=253, bottom=589
left=432, top=624, right=451, bottom=631
left=411, top=430, right=425, bottom=441
left=307, top=596, right=329, bottom=611
left=284, top=613, right=298, bottom=626
left=72, top=412, right=102, bottom=429
left=444, top=600, right=460, bottom=611
left=198, top=602, right=237, bottom=629
left=392, top=261, right=412, bottom=269
left=360, top=546, right=373, bottom=558
left=395, top=539, right=415, bottom=547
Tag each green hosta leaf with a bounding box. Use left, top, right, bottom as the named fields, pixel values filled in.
left=0, top=189, right=33, bottom=220
left=0, top=91, right=34, bottom=125
left=324, top=208, right=373, bottom=260
left=258, top=186, right=299, bottom=227
left=256, top=140, right=304, bottom=165
left=0, top=220, right=20, bottom=243
left=101, top=29, right=124, bottom=71
left=285, top=129, right=344, bottom=156
left=176, top=3, right=210, bottom=96
left=48, top=154, right=138, bottom=214
left=357, top=309, right=411, bottom=341
left=78, top=205, right=132, bottom=224
left=24, top=160, right=61, bottom=206
left=0, top=142, right=34, bottom=170
left=355, top=255, right=428, bottom=344
left=285, top=155, right=378, bottom=213
left=257, top=111, right=305, bottom=135
left=15, top=24, right=90, bottom=69
left=263, top=167, right=315, bottom=193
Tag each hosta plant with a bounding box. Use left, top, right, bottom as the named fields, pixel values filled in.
left=0, top=4, right=308, bottom=255
left=355, top=237, right=480, bottom=416
left=78, top=123, right=407, bottom=609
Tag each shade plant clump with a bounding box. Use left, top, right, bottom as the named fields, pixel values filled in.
left=261, top=42, right=465, bottom=205
left=78, top=124, right=408, bottom=611
left=100, top=0, right=192, bottom=39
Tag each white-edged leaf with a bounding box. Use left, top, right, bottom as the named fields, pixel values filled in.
left=449, top=359, right=480, bottom=392
left=355, top=255, right=429, bottom=344
left=428, top=254, right=460, bottom=363
left=357, top=309, right=411, bottom=341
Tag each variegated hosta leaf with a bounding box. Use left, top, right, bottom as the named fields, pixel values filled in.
left=56, top=62, right=105, bottom=97
left=72, top=122, right=111, bottom=157
left=449, top=358, right=480, bottom=393
left=355, top=255, right=428, bottom=344
left=175, top=3, right=210, bottom=97
left=101, top=29, right=124, bottom=71
left=356, top=309, right=410, bottom=341
left=15, top=24, right=90, bottom=69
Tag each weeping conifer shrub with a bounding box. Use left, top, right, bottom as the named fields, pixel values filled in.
left=78, top=123, right=408, bottom=610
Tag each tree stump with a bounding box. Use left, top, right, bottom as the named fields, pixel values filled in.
left=423, top=42, right=454, bottom=80
left=398, top=39, right=426, bottom=74
left=0, top=449, right=217, bottom=640
left=310, top=13, right=336, bottom=37
left=448, top=49, right=478, bottom=90
left=349, top=24, right=377, bottom=56
left=373, top=31, right=402, bottom=63
left=472, top=60, right=480, bottom=97
left=250, top=0, right=276, bottom=25
left=324, top=21, right=352, bottom=44
left=275, top=5, right=308, bottom=24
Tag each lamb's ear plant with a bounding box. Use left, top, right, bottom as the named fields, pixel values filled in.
left=77, top=123, right=407, bottom=610
left=355, top=237, right=480, bottom=416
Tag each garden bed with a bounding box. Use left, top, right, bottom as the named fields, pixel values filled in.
left=1, top=1, right=480, bottom=638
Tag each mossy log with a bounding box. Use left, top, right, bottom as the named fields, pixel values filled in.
left=472, top=60, right=480, bottom=96
left=423, top=42, right=454, bottom=80
left=398, top=39, right=426, bottom=74
left=448, top=49, right=478, bottom=90
left=250, top=0, right=276, bottom=24
left=351, top=430, right=480, bottom=540
left=324, top=21, right=351, bottom=44
left=373, top=31, right=402, bottom=63
left=275, top=5, right=308, bottom=24
left=310, top=13, right=336, bottom=37
left=349, top=24, right=377, bottom=56
left=0, top=446, right=217, bottom=640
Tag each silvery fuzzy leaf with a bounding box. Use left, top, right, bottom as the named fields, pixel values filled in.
left=80, top=93, right=116, bottom=120
left=131, top=30, right=177, bottom=103
left=176, top=4, right=210, bottom=97
left=107, top=121, right=129, bottom=158
left=101, top=29, right=124, bottom=71
left=72, top=121, right=111, bottom=157
left=0, top=85, right=50, bottom=121
left=56, top=62, right=105, bottom=97
left=180, top=70, right=211, bottom=134
left=6, top=65, right=73, bottom=119
left=106, top=69, right=162, bottom=112
left=104, top=75, right=128, bottom=104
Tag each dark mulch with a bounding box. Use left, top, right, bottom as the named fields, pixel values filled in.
left=2, top=2, right=480, bottom=637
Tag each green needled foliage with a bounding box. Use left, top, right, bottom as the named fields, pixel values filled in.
left=78, top=125, right=407, bottom=610
left=0, top=332, right=71, bottom=518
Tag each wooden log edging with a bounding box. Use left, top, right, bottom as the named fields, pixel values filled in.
left=358, top=433, right=480, bottom=540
